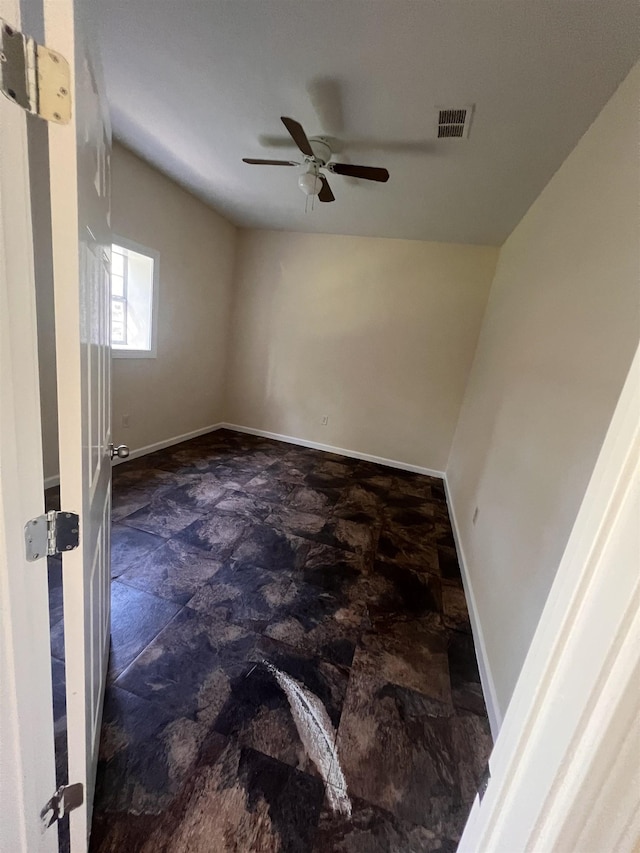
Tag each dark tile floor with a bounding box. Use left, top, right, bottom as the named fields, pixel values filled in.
left=49, top=429, right=491, bottom=852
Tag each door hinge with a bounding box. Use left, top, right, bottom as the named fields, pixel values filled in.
left=40, top=783, right=84, bottom=829
left=0, top=18, right=71, bottom=123
left=25, top=510, right=79, bottom=561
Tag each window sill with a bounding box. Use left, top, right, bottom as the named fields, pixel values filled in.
left=112, top=348, right=157, bottom=359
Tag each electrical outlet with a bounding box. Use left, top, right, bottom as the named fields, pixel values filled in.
left=472, top=506, right=479, bottom=525
left=321, top=416, right=329, bottom=426
left=122, top=414, right=130, bottom=428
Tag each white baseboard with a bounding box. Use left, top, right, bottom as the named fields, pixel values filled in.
left=45, top=422, right=444, bottom=483
left=220, top=422, right=445, bottom=478
left=43, top=423, right=225, bottom=484
left=111, top=422, right=225, bottom=467
left=443, top=473, right=502, bottom=740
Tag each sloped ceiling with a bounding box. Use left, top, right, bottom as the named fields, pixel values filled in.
left=94, top=0, right=640, bottom=245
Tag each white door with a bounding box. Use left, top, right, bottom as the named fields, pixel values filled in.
left=45, top=0, right=112, bottom=847
left=0, top=1, right=58, bottom=850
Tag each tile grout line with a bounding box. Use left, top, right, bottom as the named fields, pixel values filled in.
left=108, top=603, right=188, bottom=686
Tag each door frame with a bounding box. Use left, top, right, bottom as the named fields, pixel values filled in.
left=0, top=0, right=59, bottom=850
left=460, top=342, right=640, bottom=851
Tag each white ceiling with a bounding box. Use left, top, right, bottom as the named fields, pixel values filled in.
left=93, top=1, right=639, bottom=245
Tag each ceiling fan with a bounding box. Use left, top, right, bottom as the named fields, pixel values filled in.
left=242, top=116, right=390, bottom=203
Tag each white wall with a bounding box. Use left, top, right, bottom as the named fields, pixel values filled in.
left=225, top=230, right=498, bottom=471
left=447, top=62, right=640, bottom=722
left=111, top=143, right=237, bottom=452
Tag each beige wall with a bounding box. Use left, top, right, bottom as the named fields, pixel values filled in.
left=225, top=231, right=498, bottom=471
left=111, top=143, right=237, bottom=452
left=447, top=62, right=640, bottom=721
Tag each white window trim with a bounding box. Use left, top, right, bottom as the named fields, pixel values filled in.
left=111, top=234, right=159, bottom=359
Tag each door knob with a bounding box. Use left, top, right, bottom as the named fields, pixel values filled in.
left=109, top=443, right=130, bottom=460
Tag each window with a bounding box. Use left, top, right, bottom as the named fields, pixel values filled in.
left=110, top=238, right=159, bottom=358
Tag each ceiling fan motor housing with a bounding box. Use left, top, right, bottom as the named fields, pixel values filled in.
left=307, top=137, right=332, bottom=166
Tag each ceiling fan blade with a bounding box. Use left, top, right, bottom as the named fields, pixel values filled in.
left=330, top=163, right=389, bottom=182
left=318, top=175, right=335, bottom=203
left=281, top=116, right=315, bottom=157
left=242, top=158, right=299, bottom=166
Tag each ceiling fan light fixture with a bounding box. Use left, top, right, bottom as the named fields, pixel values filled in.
left=298, top=169, right=322, bottom=196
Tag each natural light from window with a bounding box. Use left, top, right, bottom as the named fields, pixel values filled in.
left=111, top=241, right=157, bottom=357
